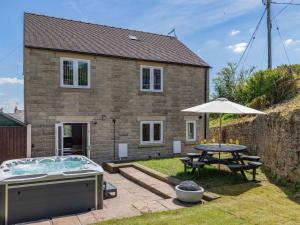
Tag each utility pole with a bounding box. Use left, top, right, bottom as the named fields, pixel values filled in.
left=266, top=0, right=272, bottom=69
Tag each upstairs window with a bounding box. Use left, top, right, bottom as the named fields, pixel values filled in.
left=186, top=121, right=196, bottom=141
left=60, top=58, right=90, bottom=88
left=140, top=66, right=163, bottom=92
left=63, top=60, right=74, bottom=85
left=140, top=121, right=163, bottom=144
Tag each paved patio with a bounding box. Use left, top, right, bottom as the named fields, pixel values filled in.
left=27, top=172, right=188, bottom=225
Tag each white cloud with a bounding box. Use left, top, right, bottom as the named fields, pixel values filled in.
left=295, top=48, right=300, bottom=52
left=229, top=29, right=240, bottom=36
left=284, top=39, right=300, bottom=46
left=0, top=77, right=23, bottom=85
left=0, top=93, right=5, bottom=96
left=227, top=42, right=247, bottom=53
left=0, top=99, right=22, bottom=113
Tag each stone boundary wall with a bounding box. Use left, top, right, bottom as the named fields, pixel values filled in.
left=209, top=109, right=300, bottom=182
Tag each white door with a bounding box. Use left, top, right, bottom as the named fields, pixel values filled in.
left=82, top=122, right=91, bottom=158
left=55, top=123, right=63, bottom=156
left=86, top=122, right=91, bottom=158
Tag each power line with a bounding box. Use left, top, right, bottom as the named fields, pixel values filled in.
left=241, top=35, right=255, bottom=70
left=271, top=1, right=300, bottom=5
left=0, top=42, right=22, bottom=64
left=273, top=19, right=291, bottom=64
left=235, top=8, right=266, bottom=70
left=272, top=0, right=293, bottom=19
left=260, top=39, right=268, bottom=69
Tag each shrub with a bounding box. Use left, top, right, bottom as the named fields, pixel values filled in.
left=213, top=64, right=298, bottom=109
left=244, top=67, right=297, bottom=106
left=248, top=95, right=270, bottom=110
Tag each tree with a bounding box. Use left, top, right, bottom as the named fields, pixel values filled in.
left=213, top=63, right=236, bottom=101
left=213, top=63, right=254, bottom=102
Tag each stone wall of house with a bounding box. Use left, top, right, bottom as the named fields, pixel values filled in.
left=209, top=109, right=300, bottom=182
left=24, top=48, right=208, bottom=162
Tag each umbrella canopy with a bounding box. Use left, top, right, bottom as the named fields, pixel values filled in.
left=181, top=98, right=266, bottom=145
left=182, top=98, right=266, bottom=114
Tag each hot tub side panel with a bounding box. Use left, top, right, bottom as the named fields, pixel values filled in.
left=6, top=178, right=97, bottom=224
left=0, top=185, right=5, bottom=225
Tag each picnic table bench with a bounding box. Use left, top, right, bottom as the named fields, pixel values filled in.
left=228, top=161, right=262, bottom=181
left=180, top=144, right=262, bottom=181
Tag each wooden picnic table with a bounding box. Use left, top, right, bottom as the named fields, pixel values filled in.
left=194, top=144, right=248, bottom=178
left=194, top=143, right=247, bottom=153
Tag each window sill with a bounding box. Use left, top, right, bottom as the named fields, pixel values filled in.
left=57, top=87, right=94, bottom=93
left=60, top=85, right=90, bottom=89
left=138, top=91, right=165, bottom=96
left=138, top=143, right=166, bottom=148
left=184, top=141, right=198, bottom=146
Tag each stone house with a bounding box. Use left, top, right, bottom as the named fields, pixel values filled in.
left=24, top=13, right=210, bottom=162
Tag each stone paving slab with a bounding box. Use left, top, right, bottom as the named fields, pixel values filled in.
left=77, top=212, right=97, bottom=225
left=92, top=205, right=141, bottom=221
left=26, top=171, right=193, bottom=225
left=132, top=200, right=168, bottom=213
left=25, top=220, right=52, bottom=225
left=52, top=215, right=81, bottom=225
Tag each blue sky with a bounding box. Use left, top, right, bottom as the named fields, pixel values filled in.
left=0, top=0, right=299, bottom=112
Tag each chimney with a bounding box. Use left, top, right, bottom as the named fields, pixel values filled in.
left=14, top=106, right=18, bottom=113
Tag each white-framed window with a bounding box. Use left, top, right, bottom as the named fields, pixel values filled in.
left=140, top=65, right=163, bottom=92
left=60, top=57, right=90, bottom=88
left=140, top=121, right=163, bottom=144
left=186, top=121, right=196, bottom=141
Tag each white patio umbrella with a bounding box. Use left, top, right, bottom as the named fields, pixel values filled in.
left=182, top=98, right=266, bottom=145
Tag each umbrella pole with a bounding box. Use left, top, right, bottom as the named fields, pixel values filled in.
left=219, top=113, right=222, bottom=146
left=219, top=114, right=222, bottom=171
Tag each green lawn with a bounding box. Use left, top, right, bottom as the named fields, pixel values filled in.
left=97, top=158, right=300, bottom=225
left=137, top=157, right=261, bottom=189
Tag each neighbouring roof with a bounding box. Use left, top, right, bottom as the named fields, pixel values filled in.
left=8, top=110, right=25, bottom=123
left=0, top=111, right=25, bottom=126
left=24, top=13, right=210, bottom=68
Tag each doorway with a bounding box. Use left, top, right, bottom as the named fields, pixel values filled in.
left=55, top=122, right=90, bottom=157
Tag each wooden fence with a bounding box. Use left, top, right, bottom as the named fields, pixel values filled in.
left=0, top=127, right=27, bottom=163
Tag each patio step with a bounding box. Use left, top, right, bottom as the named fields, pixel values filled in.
left=119, top=167, right=176, bottom=199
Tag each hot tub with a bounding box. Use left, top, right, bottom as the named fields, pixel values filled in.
left=0, top=155, right=104, bottom=225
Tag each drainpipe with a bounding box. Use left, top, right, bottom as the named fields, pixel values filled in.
left=112, top=119, right=116, bottom=160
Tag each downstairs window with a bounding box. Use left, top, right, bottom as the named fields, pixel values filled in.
left=186, top=121, right=196, bottom=141
left=140, top=121, right=163, bottom=144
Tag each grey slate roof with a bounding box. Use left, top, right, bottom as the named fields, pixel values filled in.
left=24, top=13, right=210, bottom=67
